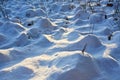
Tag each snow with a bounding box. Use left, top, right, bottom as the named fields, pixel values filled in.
left=0, top=0, right=120, bottom=80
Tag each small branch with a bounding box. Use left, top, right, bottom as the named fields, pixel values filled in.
left=108, top=33, right=113, bottom=40
left=82, top=43, right=87, bottom=54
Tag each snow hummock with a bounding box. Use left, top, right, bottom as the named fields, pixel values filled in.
left=0, top=0, right=120, bottom=80
left=48, top=51, right=100, bottom=80
left=65, top=34, right=105, bottom=54
left=0, top=21, right=25, bottom=36
left=36, top=18, right=57, bottom=34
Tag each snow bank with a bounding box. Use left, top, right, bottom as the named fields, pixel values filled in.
left=36, top=18, right=57, bottom=34
left=25, top=9, right=36, bottom=18
left=112, top=31, right=120, bottom=43
left=73, top=10, right=90, bottom=20
left=0, top=33, right=29, bottom=49
left=0, top=66, right=34, bottom=80
left=11, top=19, right=21, bottom=24
left=110, top=46, right=120, bottom=61
left=66, top=34, right=104, bottom=53
left=89, top=13, right=105, bottom=24
left=0, top=1, right=120, bottom=80
left=100, top=27, right=112, bottom=35
left=0, top=51, right=11, bottom=63
left=52, top=28, right=66, bottom=40
left=0, top=21, right=25, bottom=36
left=0, top=33, right=7, bottom=45
left=27, top=28, right=41, bottom=39
left=74, top=19, right=89, bottom=26
left=24, top=8, right=46, bottom=18
left=60, top=4, right=75, bottom=12
left=96, top=57, right=120, bottom=80
left=67, top=30, right=80, bottom=41
left=14, top=33, right=30, bottom=47
left=0, top=21, right=3, bottom=26
left=20, top=5, right=35, bottom=12
left=34, top=35, right=54, bottom=47
left=48, top=51, right=100, bottom=80
left=50, top=3, right=61, bottom=13
left=38, top=18, right=57, bottom=28
left=35, top=8, right=46, bottom=17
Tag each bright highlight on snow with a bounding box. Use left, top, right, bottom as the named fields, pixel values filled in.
left=0, top=0, right=120, bottom=80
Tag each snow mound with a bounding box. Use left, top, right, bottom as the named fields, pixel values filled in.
left=14, top=33, right=30, bottom=47
left=97, top=57, right=119, bottom=72
left=100, top=27, right=112, bottom=35
left=0, top=50, right=11, bottom=63
left=67, top=34, right=104, bottom=53
left=25, top=9, right=36, bottom=18
left=73, top=10, right=90, bottom=20
left=34, top=35, right=54, bottom=47
left=49, top=51, right=100, bottom=80
left=20, top=5, right=35, bottom=12
left=36, top=18, right=57, bottom=33
left=0, top=21, right=25, bottom=36
left=50, top=3, right=61, bottom=12
left=52, top=28, right=65, bottom=40
left=96, top=57, right=120, bottom=80
left=0, top=1, right=120, bottom=80
left=74, top=6, right=83, bottom=13
left=5, top=8, right=12, bottom=15
left=0, top=21, right=3, bottom=26
left=0, top=33, right=30, bottom=49
left=112, top=31, right=120, bottom=43
left=77, top=35, right=103, bottom=48
left=0, top=66, right=34, bottom=80
left=27, top=28, right=41, bottom=39
left=35, top=8, right=46, bottom=17
left=9, top=49, right=26, bottom=60
left=50, top=13, right=64, bottom=19
left=67, top=30, right=80, bottom=41
left=24, top=8, right=46, bottom=18
left=56, top=68, right=99, bottom=80
left=74, top=19, right=89, bottom=26
left=60, top=4, right=75, bottom=12
left=0, top=33, right=7, bottom=45
left=23, top=19, right=34, bottom=27
left=11, top=17, right=21, bottom=23
left=38, top=18, right=57, bottom=28
left=109, top=44, right=120, bottom=61
left=89, top=13, right=105, bottom=24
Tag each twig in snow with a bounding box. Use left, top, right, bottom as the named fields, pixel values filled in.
left=108, top=33, right=113, bottom=40
left=82, top=43, right=87, bottom=54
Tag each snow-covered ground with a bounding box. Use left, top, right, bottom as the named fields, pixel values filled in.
left=0, top=0, right=120, bottom=80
